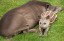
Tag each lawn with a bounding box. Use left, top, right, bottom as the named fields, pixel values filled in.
left=0, top=0, right=64, bottom=41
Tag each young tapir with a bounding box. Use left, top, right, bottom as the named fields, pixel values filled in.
left=0, top=1, right=62, bottom=38
left=39, top=7, right=62, bottom=36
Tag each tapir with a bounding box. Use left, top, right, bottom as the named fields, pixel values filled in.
left=0, top=1, right=62, bottom=38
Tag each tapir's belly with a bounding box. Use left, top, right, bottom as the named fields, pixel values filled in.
left=24, top=13, right=39, bottom=28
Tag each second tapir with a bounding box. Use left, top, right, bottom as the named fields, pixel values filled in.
left=0, top=1, right=62, bottom=37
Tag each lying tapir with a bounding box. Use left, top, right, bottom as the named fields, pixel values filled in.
left=0, top=1, right=62, bottom=38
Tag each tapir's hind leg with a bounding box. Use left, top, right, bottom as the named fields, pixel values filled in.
left=1, top=14, right=27, bottom=38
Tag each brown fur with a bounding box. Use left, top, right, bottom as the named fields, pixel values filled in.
left=0, top=1, right=60, bottom=37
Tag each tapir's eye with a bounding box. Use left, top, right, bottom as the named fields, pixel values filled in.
left=46, top=4, right=50, bottom=10
left=46, top=4, right=49, bottom=8
left=43, top=23, right=46, bottom=25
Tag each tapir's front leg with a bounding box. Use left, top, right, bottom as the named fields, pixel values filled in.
left=23, top=28, right=37, bottom=33
left=1, top=14, right=27, bottom=37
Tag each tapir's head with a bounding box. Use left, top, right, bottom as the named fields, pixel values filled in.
left=42, top=2, right=62, bottom=11
left=44, top=3, right=63, bottom=12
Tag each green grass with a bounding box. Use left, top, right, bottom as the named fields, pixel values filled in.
left=0, top=0, right=64, bottom=41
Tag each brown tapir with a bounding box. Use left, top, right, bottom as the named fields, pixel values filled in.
left=0, top=1, right=62, bottom=38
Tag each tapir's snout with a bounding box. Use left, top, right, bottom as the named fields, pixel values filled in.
left=52, top=6, right=63, bottom=13
left=47, top=5, right=63, bottom=12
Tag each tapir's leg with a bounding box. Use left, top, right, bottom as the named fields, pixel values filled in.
left=28, top=29, right=37, bottom=33
left=23, top=28, right=37, bottom=33
left=1, top=14, right=26, bottom=37
left=23, top=29, right=28, bottom=33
